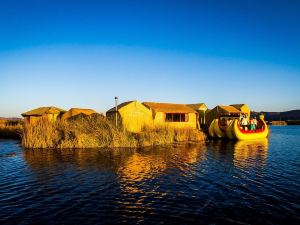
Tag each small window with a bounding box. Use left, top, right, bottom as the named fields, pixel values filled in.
left=166, top=113, right=173, bottom=122
left=165, top=113, right=188, bottom=122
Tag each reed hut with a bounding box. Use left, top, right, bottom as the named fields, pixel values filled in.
left=187, top=103, right=208, bottom=127
left=106, top=101, right=153, bottom=133
left=205, top=105, right=242, bottom=126
left=143, top=102, right=198, bottom=129
left=61, top=108, right=97, bottom=121
left=230, top=104, right=251, bottom=118
left=21, top=106, right=66, bottom=124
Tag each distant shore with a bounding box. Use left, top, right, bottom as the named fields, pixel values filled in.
left=268, top=120, right=300, bottom=126
left=0, top=119, right=22, bottom=139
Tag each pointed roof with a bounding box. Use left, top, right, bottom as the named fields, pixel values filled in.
left=21, top=106, right=66, bottom=117
left=143, top=102, right=196, bottom=113
left=106, top=101, right=136, bottom=113
left=187, top=103, right=207, bottom=111
left=61, top=108, right=97, bottom=120
left=216, top=105, right=242, bottom=114
left=230, top=104, right=247, bottom=109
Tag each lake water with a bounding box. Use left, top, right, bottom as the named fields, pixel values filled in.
left=0, top=126, right=299, bottom=224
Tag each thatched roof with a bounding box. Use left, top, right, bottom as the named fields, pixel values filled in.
left=61, top=108, right=97, bottom=120
left=205, top=105, right=242, bottom=125
left=143, top=102, right=196, bottom=113
left=106, top=101, right=135, bottom=113
left=187, top=103, right=207, bottom=111
left=230, top=104, right=247, bottom=110
left=215, top=105, right=241, bottom=114
left=21, top=106, right=66, bottom=117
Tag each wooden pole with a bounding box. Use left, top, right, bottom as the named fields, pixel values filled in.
left=115, top=96, right=118, bottom=128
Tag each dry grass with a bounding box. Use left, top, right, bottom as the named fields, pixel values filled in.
left=0, top=120, right=23, bottom=139
left=22, top=118, right=60, bottom=148
left=22, top=114, right=206, bottom=149
left=136, top=125, right=206, bottom=147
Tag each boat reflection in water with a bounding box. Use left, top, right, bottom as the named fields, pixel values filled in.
left=233, top=138, right=268, bottom=169
left=207, top=138, right=269, bottom=169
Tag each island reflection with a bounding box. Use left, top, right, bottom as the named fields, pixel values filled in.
left=23, top=143, right=207, bottom=176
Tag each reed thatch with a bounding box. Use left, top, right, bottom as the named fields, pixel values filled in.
left=21, top=106, right=66, bottom=117
left=187, top=103, right=208, bottom=111
left=61, top=108, right=97, bottom=121
left=230, top=104, right=251, bottom=118
left=205, top=105, right=242, bottom=126
left=143, top=102, right=196, bottom=113
left=106, top=101, right=135, bottom=113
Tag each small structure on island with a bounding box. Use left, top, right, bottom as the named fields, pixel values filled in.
left=61, top=108, right=97, bottom=121
left=205, top=105, right=242, bottom=127
left=106, top=101, right=153, bottom=133
left=143, top=102, right=198, bottom=129
left=21, top=106, right=66, bottom=124
left=230, top=104, right=251, bottom=118
left=187, top=103, right=208, bottom=128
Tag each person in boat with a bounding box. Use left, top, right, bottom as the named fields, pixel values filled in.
left=239, top=114, right=243, bottom=121
left=241, top=115, right=248, bottom=130
left=221, top=117, right=227, bottom=126
left=253, top=116, right=258, bottom=129
left=250, top=117, right=255, bottom=130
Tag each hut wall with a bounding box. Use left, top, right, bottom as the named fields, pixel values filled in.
left=107, top=102, right=153, bottom=133
left=46, top=113, right=59, bottom=123
left=153, top=112, right=197, bottom=129
left=205, top=108, right=219, bottom=127
left=24, top=114, right=59, bottom=125
left=120, top=102, right=153, bottom=132
left=198, top=110, right=207, bottom=125
left=24, top=116, right=40, bottom=125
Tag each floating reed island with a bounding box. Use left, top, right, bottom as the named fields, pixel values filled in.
left=21, top=104, right=206, bottom=149
left=19, top=100, right=271, bottom=148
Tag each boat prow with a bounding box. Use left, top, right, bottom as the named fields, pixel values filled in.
left=232, top=119, right=269, bottom=141
left=225, top=120, right=235, bottom=139
left=213, top=119, right=226, bottom=138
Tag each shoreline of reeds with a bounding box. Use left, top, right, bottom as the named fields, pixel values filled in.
left=21, top=114, right=206, bottom=149
left=0, top=121, right=23, bottom=140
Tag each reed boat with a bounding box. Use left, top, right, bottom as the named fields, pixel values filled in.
left=208, top=117, right=269, bottom=141
left=232, top=119, right=268, bottom=141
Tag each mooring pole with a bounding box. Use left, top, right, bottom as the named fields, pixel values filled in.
left=115, top=96, right=118, bottom=128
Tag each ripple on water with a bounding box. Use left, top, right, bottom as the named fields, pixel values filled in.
left=1, top=127, right=300, bottom=224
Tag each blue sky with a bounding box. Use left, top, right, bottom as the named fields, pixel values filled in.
left=0, top=0, right=299, bottom=117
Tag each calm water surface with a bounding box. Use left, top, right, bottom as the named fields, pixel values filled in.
left=0, top=126, right=299, bottom=224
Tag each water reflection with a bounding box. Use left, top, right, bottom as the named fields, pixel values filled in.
left=2, top=128, right=300, bottom=225
left=207, top=138, right=269, bottom=169
left=23, top=144, right=207, bottom=175
left=207, top=140, right=235, bottom=161
left=116, top=144, right=206, bottom=193
left=23, top=148, right=136, bottom=172
left=233, top=138, right=268, bottom=169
